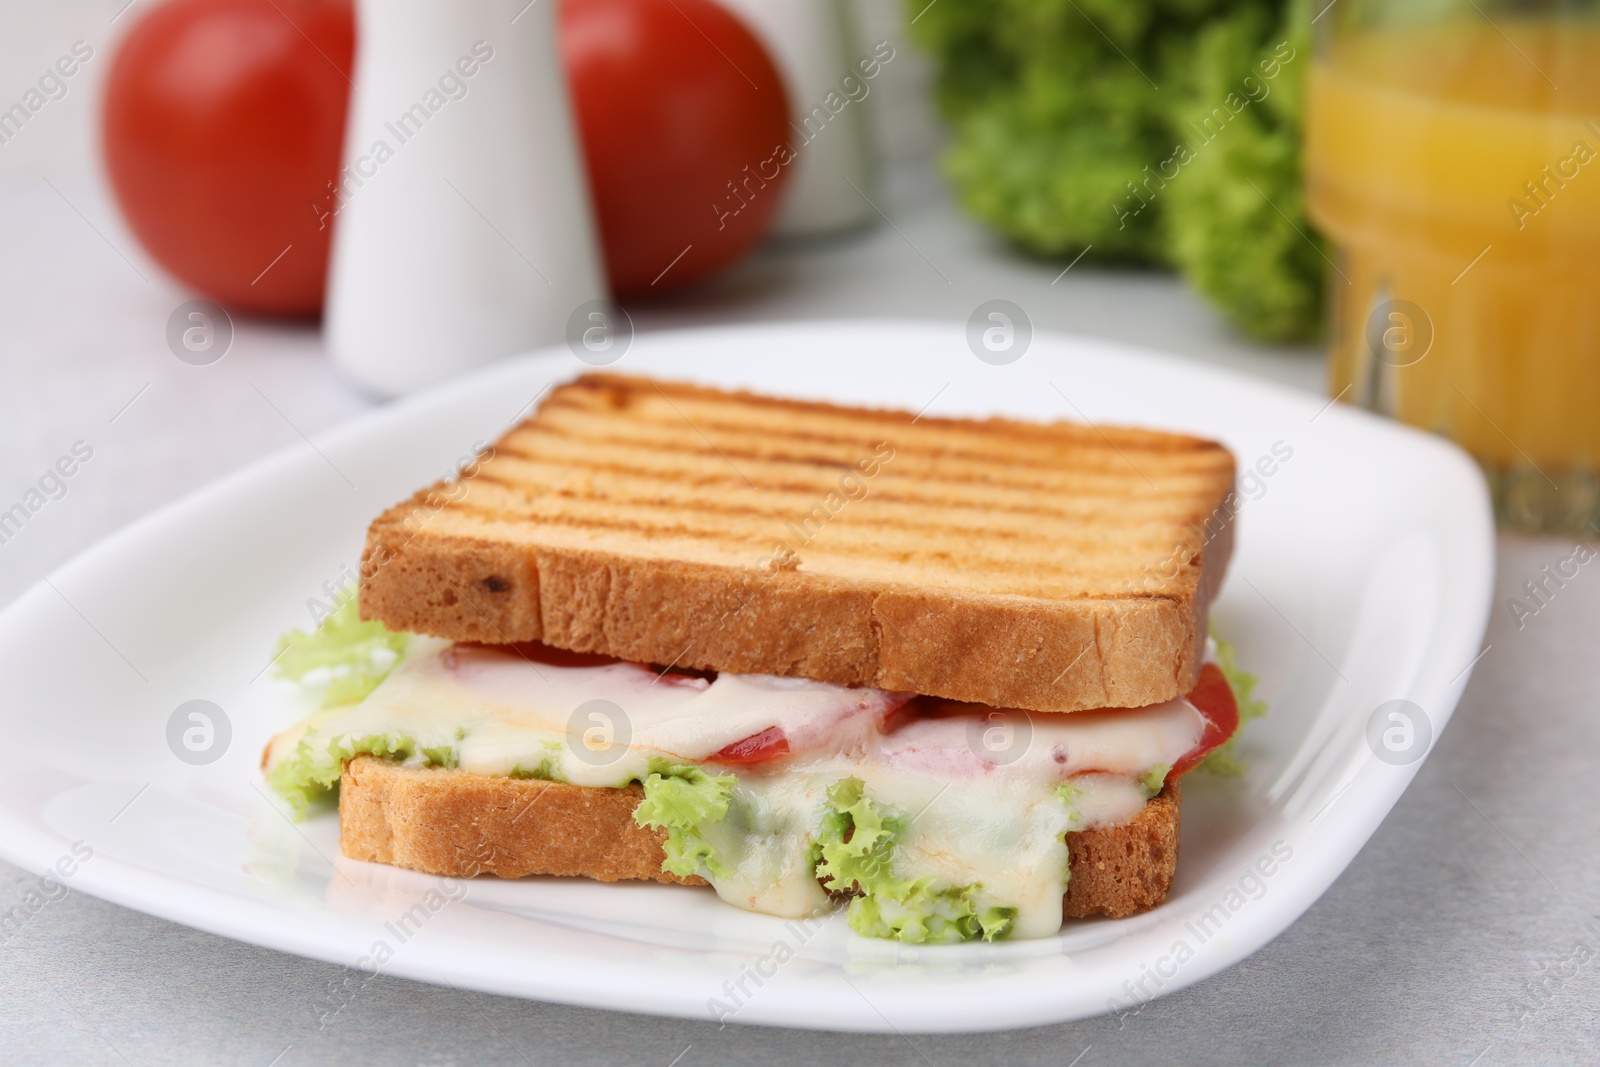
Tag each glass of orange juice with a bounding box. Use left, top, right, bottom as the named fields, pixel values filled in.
left=1306, top=0, right=1600, bottom=535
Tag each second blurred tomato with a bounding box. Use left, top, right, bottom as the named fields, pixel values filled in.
left=562, top=0, right=792, bottom=296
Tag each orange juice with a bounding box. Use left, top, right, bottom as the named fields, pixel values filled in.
left=1306, top=21, right=1600, bottom=533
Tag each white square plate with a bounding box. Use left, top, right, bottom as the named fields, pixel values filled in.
left=0, top=321, right=1493, bottom=1032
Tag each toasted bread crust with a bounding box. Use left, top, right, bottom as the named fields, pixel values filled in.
left=1063, top=779, right=1181, bottom=919
left=360, top=374, right=1236, bottom=713
left=340, top=755, right=705, bottom=886
left=339, top=757, right=1179, bottom=921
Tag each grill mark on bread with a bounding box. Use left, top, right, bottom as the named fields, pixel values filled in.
left=513, top=417, right=1227, bottom=482
left=433, top=519, right=1193, bottom=587
left=531, top=388, right=1227, bottom=457
left=435, top=505, right=1190, bottom=588
left=477, top=454, right=1219, bottom=520
left=378, top=502, right=1205, bottom=567
left=361, top=373, right=1236, bottom=712
left=464, top=473, right=1209, bottom=543
left=492, top=436, right=1227, bottom=508
left=550, top=377, right=1216, bottom=455
left=458, top=478, right=1202, bottom=551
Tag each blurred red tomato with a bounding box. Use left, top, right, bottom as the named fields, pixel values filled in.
left=102, top=0, right=353, bottom=317
left=562, top=0, right=791, bottom=295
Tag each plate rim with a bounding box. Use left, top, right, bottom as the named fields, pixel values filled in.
left=0, top=319, right=1496, bottom=1032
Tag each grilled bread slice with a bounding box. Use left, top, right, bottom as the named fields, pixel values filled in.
left=340, top=756, right=1182, bottom=920
left=360, top=373, right=1236, bottom=713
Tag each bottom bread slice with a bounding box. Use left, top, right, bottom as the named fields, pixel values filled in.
left=340, top=755, right=1181, bottom=920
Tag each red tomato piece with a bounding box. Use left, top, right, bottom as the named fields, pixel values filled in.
left=456, top=641, right=714, bottom=687
left=561, top=0, right=791, bottom=295
left=1170, top=662, right=1242, bottom=778
left=708, top=726, right=790, bottom=765
left=485, top=640, right=628, bottom=670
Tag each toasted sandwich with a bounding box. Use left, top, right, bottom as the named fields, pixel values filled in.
left=263, top=373, right=1261, bottom=943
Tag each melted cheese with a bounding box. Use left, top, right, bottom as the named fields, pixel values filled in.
left=310, top=639, right=898, bottom=787
left=276, top=643, right=1203, bottom=938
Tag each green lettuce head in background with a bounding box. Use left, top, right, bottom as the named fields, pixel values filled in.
left=909, top=0, right=1323, bottom=342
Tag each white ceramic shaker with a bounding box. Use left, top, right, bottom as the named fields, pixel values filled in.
left=326, top=0, right=604, bottom=396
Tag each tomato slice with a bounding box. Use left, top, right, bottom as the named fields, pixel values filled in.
left=454, top=641, right=714, bottom=686
left=485, top=641, right=625, bottom=670
left=708, top=726, right=790, bottom=765
left=1170, top=662, right=1241, bottom=778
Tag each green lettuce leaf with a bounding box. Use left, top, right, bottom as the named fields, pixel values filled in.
left=509, top=759, right=562, bottom=781
left=633, top=759, right=738, bottom=880
left=271, top=594, right=409, bottom=710
left=814, top=779, right=1016, bottom=944
left=1056, top=780, right=1087, bottom=834
left=1055, top=781, right=1084, bottom=891
left=267, top=731, right=417, bottom=818
left=510, top=740, right=567, bottom=782
left=1202, top=631, right=1269, bottom=776
left=1138, top=762, right=1173, bottom=798
left=909, top=0, right=1323, bottom=341
left=420, top=745, right=458, bottom=769
left=1163, top=0, right=1322, bottom=341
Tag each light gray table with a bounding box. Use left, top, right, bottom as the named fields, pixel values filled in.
left=3, top=151, right=1597, bottom=1065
